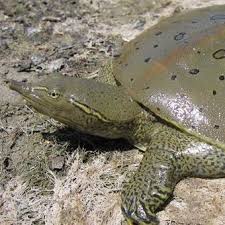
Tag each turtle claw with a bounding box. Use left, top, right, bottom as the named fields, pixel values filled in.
left=122, top=200, right=159, bottom=225
left=124, top=215, right=158, bottom=225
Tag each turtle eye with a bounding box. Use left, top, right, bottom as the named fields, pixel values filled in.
left=49, top=89, right=60, bottom=99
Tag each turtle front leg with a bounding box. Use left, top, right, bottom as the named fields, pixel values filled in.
left=121, top=124, right=225, bottom=225
left=121, top=148, right=181, bottom=225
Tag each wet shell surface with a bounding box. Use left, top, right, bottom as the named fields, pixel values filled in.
left=113, top=5, right=225, bottom=148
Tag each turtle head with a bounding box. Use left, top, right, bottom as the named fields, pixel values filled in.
left=9, top=75, right=142, bottom=139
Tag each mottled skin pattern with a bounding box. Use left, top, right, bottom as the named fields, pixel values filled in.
left=122, top=120, right=225, bottom=225
left=8, top=5, right=225, bottom=225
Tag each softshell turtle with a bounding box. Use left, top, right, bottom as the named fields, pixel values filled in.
left=9, top=5, right=225, bottom=225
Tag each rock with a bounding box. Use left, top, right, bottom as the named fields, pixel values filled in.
left=46, top=58, right=65, bottom=72
left=31, top=54, right=46, bottom=66
left=49, top=156, right=65, bottom=170
left=14, top=60, right=32, bottom=72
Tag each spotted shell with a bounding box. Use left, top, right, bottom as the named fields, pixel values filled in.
left=113, top=5, right=225, bottom=148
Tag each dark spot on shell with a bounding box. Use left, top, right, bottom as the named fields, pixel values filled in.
left=219, top=75, right=225, bottom=80
left=174, top=32, right=186, bottom=41
left=155, top=31, right=162, bottom=36
left=213, top=90, right=217, bottom=95
left=124, top=63, right=128, bottom=67
left=136, top=47, right=140, bottom=50
left=144, top=57, right=151, bottom=63
left=213, top=49, right=225, bottom=59
left=144, top=86, right=150, bottom=90
left=214, top=124, right=220, bottom=129
left=210, top=14, right=225, bottom=21
left=189, top=68, right=199, bottom=75
left=171, top=75, right=177, bottom=80
left=191, top=125, right=196, bottom=129
left=156, top=107, right=160, bottom=111
left=115, top=79, right=122, bottom=86
left=197, top=50, right=201, bottom=54
left=130, top=78, right=134, bottom=82
left=153, top=44, right=159, bottom=48
left=191, top=21, right=198, bottom=24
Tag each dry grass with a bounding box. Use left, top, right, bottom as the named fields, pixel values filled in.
left=0, top=103, right=139, bottom=225
left=0, top=148, right=138, bottom=225
left=2, top=1, right=225, bottom=225
left=0, top=178, right=50, bottom=225
left=46, top=152, right=125, bottom=225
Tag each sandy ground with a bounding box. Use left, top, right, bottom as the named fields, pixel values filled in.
left=1, top=0, right=225, bottom=225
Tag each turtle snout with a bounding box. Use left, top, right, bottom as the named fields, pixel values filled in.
left=9, top=80, right=31, bottom=95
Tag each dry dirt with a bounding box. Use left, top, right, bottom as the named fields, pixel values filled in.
left=1, top=0, right=225, bottom=225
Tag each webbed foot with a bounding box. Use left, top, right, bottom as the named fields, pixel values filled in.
left=121, top=149, right=179, bottom=225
